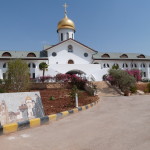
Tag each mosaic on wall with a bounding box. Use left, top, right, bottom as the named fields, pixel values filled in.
left=0, top=92, right=45, bottom=126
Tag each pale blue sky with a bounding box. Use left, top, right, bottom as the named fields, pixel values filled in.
left=0, top=0, right=150, bottom=55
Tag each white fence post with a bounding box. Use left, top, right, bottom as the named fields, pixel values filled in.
left=75, top=93, right=78, bottom=108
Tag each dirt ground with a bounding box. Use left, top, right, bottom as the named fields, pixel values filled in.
left=36, top=89, right=98, bottom=115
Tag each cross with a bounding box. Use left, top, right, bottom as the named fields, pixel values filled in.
left=63, top=3, right=68, bottom=16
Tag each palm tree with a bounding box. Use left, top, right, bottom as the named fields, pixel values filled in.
left=39, top=62, right=48, bottom=82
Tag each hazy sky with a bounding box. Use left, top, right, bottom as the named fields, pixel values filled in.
left=0, top=0, right=150, bottom=55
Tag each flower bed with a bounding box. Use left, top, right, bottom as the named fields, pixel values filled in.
left=36, top=89, right=98, bottom=115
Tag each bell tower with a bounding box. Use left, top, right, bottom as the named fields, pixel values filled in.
left=57, top=3, right=75, bottom=42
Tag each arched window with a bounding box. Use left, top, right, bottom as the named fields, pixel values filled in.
left=2, top=52, right=11, bottom=57
left=28, top=63, right=31, bottom=68
left=101, top=53, right=110, bottom=58
left=68, top=45, right=73, bottom=52
left=27, top=53, right=36, bottom=57
left=137, top=54, right=145, bottom=58
left=131, top=63, right=137, bottom=68
left=68, top=59, right=74, bottom=64
left=32, top=63, right=36, bottom=68
left=120, top=54, right=128, bottom=58
left=28, top=63, right=36, bottom=68
left=61, top=33, right=63, bottom=41
left=3, top=63, right=6, bottom=68
left=123, top=63, right=128, bottom=68
left=103, top=63, right=109, bottom=68
left=141, top=63, right=146, bottom=68
left=67, top=32, right=69, bottom=39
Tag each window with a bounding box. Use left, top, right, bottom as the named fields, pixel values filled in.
left=32, top=73, right=35, bottom=79
left=137, top=54, right=145, bottom=58
left=67, top=33, right=69, bottom=39
left=61, top=33, right=63, bottom=41
left=84, top=53, right=88, bottom=57
left=28, top=63, right=31, bottom=68
left=52, top=52, right=57, bottom=57
left=103, top=63, right=109, bottom=68
left=2, top=52, right=11, bottom=57
left=123, top=63, right=128, bottom=68
left=120, top=54, right=128, bottom=58
left=32, top=63, right=36, bottom=68
left=143, top=72, right=146, bottom=77
left=3, top=63, right=6, bottom=68
left=27, top=53, right=36, bottom=57
left=141, top=63, right=146, bottom=68
left=101, top=54, right=110, bottom=58
left=131, top=63, right=137, bottom=68
left=72, top=33, right=73, bottom=39
left=3, top=73, right=6, bottom=79
left=68, top=45, right=73, bottom=52
left=68, top=59, right=74, bottom=64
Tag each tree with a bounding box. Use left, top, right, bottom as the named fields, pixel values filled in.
left=112, top=64, right=119, bottom=70
left=39, top=62, right=48, bottom=82
left=5, top=59, right=30, bottom=92
left=108, top=69, right=136, bottom=92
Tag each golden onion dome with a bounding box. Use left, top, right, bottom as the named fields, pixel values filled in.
left=57, top=15, right=75, bottom=32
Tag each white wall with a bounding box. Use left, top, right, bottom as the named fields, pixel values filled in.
left=47, top=40, right=94, bottom=65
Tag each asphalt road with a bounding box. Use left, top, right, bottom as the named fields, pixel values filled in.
left=1, top=95, right=150, bottom=150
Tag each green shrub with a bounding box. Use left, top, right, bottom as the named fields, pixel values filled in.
left=69, top=85, right=79, bottom=100
left=49, top=96, right=55, bottom=101
left=108, top=69, right=136, bottom=92
left=130, top=86, right=137, bottom=93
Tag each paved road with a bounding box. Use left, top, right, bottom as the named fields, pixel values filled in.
left=1, top=95, right=150, bottom=150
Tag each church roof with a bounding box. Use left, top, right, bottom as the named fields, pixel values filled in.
left=44, top=38, right=98, bottom=53
left=0, top=50, right=48, bottom=60
left=93, top=52, right=150, bottom=60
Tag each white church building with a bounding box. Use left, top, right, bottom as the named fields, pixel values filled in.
left=0, top=5, right=150, bottom=81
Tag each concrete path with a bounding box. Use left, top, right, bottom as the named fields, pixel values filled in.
left=1, top=95, right=150, bottom=150
left=94, top=81, right=121, bottom=96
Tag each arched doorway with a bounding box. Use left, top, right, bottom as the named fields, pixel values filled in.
left=66, top=70, right=86, bottom=78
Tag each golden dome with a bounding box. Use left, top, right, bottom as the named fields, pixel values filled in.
left=57, top=15, right=75, bottom=32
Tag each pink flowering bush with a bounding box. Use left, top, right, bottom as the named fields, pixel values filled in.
left=126, top=69, right=141, bottom=81
left=55, top=73, right=88, bottom=90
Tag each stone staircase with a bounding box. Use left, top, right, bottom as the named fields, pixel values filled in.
left=93, top=81, right=121, bottom=97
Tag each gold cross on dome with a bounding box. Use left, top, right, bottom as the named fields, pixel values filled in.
left=63, top=3, right=68, bottom=16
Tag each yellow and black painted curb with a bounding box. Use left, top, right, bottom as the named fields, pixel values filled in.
left=0, top=100, right=99, bottom=135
